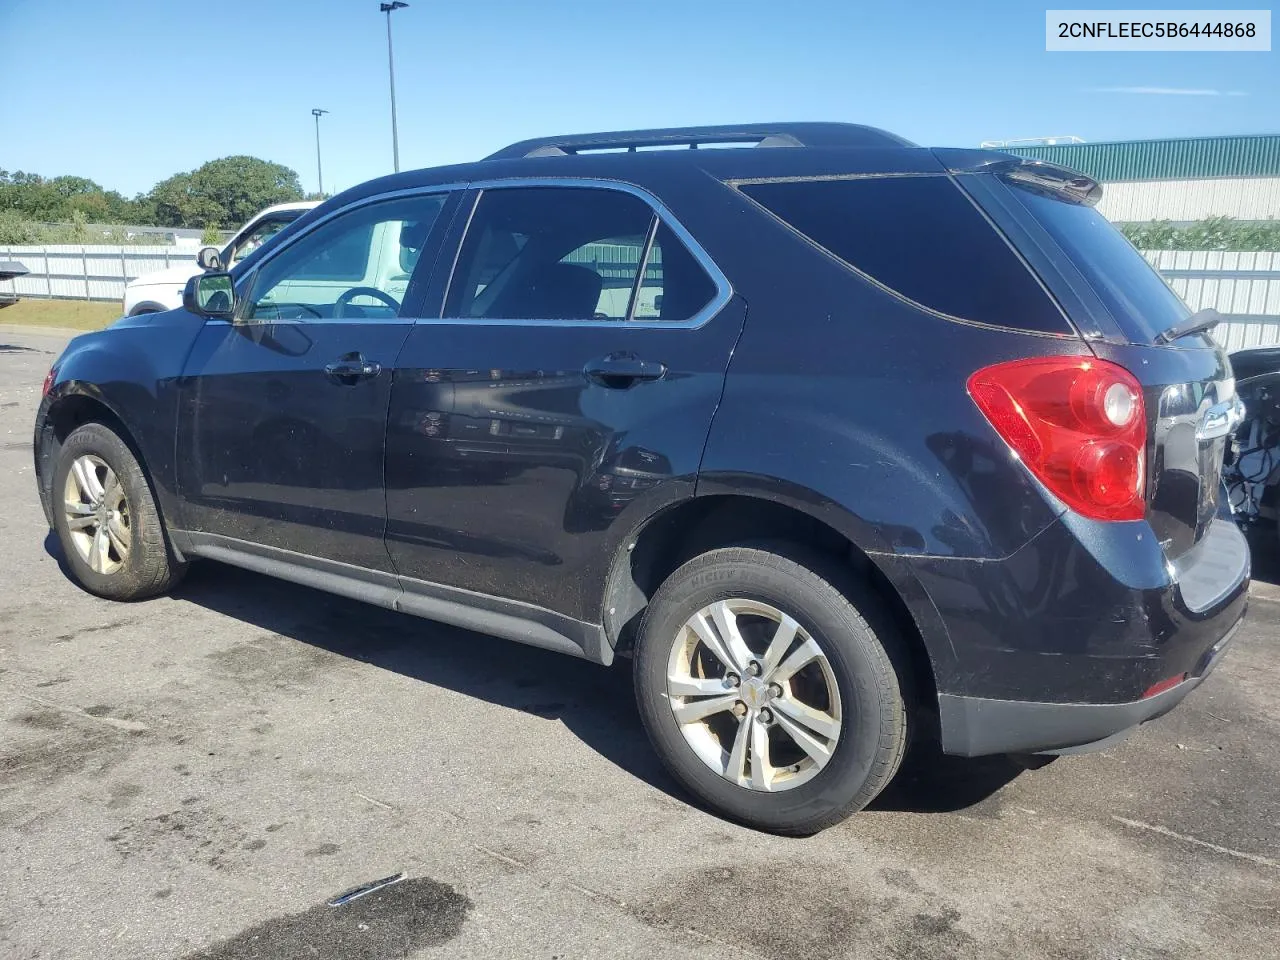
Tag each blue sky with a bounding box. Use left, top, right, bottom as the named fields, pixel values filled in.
left=1, top=0, right=1275, bottom=198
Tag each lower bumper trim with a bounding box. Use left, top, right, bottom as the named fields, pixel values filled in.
left=938, top=616, right=1241, bottom=757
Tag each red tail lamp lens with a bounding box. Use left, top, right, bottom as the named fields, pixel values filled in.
left=42, top=367, right=56, bottom=396
left=968, top=357, right=1147, bottom=522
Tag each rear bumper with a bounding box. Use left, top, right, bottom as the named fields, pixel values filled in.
left=937, top=613, right=1243, bottom=756
left=884, top=512, right=1250, bottom=757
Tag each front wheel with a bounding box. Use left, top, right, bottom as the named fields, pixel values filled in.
left=634, top=546, right=910, bottom=835
left=51, top=422, right=186, bottom=601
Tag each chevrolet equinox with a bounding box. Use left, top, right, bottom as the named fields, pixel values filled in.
left=34, top=123, right=1250, bottom=834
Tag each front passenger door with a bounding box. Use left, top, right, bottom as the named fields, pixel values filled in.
left=176, top=191, right=455, bottom=571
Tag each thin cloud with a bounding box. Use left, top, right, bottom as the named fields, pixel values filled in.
left=1089, top=86, right=1247, bottom=96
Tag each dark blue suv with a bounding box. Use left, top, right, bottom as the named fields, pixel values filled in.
left=34, top=124, right=1250, bottom=834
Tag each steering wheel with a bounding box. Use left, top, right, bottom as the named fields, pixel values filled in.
left=334, top=286, right=400, bottom=319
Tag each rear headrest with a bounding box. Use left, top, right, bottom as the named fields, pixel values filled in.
left=494, top=262, right=603, bottom=320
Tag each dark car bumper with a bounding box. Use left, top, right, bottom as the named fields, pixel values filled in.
left=936, top=612, right=1243, bottom=756
left=894, top=513, right=1250, bottom=757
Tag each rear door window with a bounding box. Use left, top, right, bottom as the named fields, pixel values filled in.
left=446, top=187, right=719, bottom=323
left=1006, top=186, right=1189, bottom=344
left=740, top=176, right=1070, bottom=334
left=631, top=224, right=719, bottom=322
left=560, top=234, right=649, bottom=320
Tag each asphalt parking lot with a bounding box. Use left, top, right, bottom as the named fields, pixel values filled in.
left=1, top=326, right=1277, bottom=960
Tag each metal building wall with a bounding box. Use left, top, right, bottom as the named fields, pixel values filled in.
left=999, top=135, right=1280, bottom=181
left=1097, top=178, right=1280, bottom=222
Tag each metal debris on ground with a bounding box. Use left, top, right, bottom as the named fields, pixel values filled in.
left=327, top=872, right=406, bottom=907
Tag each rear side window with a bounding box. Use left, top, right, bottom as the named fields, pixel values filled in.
left=446, top=187, right=718, bottom=323
left=740, top=176, right=1070, bottom=334
left=1009, top=187, right=1188, bottom=344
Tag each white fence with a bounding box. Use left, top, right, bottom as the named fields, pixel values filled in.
left=1141, top=250, right=1280, bottom=350
left=0, top=244, right=197, bottom=302
left=1, top=244, right=1279, bottom=350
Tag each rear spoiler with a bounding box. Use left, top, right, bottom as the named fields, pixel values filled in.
left=932, top=148, right=1102, bottom=206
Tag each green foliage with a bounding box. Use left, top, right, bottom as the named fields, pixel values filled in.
left=150, top=156, right=304, bottom=228
left=0, top=156, right=303, bottom=231
left=0, top=213, right=174, bottom=245
left=68, top=210, right=89, bottom=243
left=200, top=223, right=222, bottom=245
left=0, top=210, right=41, bottom=244
left=0, top=168, right=154, bottom=225
left=1121, top=217, right=1280, bottom=252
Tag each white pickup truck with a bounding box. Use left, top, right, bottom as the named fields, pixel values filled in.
left=122, top=201, right=319, bottom=316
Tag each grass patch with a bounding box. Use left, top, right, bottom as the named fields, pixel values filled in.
left=0, top=298, right=122, bottom=331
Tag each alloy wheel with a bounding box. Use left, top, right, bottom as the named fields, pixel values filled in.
left=63, top=454, right=130, bottom=575
left=666, top=598, right=843, bottom=792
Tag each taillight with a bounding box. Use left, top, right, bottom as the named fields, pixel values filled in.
left=1142, top=673, right=1187, bottom=699
left=968, top=356, right=1147, bottom=522
left=42, top=367, right=56, bottom=396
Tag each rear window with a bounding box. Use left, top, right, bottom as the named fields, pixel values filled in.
left=1009, top=187, right=1189, bottom=344
left=740, top=176, right=1069, bottom=334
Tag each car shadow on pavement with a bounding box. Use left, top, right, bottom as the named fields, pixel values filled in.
left=44, top=533, right=1034, bottom=817
left=168, top=557, right=682, bottom=797
left=869, top=747, right=1039, bottom=813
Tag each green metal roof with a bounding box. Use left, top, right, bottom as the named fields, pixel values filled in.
left=993, top=135, right=1280, bottom=182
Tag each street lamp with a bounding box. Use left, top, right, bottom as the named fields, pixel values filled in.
left=380, top=1, right=409, bottom=172
left=311, top=108, right=329, bottom=196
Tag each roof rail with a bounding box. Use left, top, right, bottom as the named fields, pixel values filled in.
left=484, top=122, right=914, bottom=160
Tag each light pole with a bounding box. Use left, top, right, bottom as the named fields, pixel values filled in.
left=311, top=108, right=329, bottom=196
left=380, top=1, right=409, bottom=172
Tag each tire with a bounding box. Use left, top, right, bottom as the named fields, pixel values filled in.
left=51, top=421, right=186, bottom=601
left=634, top=545, right=909, bottom=835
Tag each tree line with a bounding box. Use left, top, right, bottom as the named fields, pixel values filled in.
left=5, top=156, right=1277, bottom=253
left=0, top=156, right=311, bottom=235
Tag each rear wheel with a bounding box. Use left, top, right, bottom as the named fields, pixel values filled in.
left=51, top=422, right=186, bottom=600
left=634, top=545, right=910, bottom=835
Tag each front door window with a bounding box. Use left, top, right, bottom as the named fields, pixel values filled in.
left=244, top=195, right=446, bottom=321
left=225, top=215, right=295, bottom=267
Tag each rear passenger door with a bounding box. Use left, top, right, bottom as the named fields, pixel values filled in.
left=385, top=183, right=746, bottom=623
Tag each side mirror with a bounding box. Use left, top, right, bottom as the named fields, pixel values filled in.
left=196, top=246, right=224, bottom=271
left=183, top=272, right=236, bottom=320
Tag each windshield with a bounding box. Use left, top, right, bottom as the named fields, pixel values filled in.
left=223, top=213, right=301, bottom=266
left=1007, top=185, right=1190, bottom=344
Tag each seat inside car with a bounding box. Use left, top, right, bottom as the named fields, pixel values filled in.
left=490, top=261, right=604, bottom=320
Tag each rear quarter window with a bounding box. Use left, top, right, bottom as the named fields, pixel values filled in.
left=739, top=176, right=1071, bottom=335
